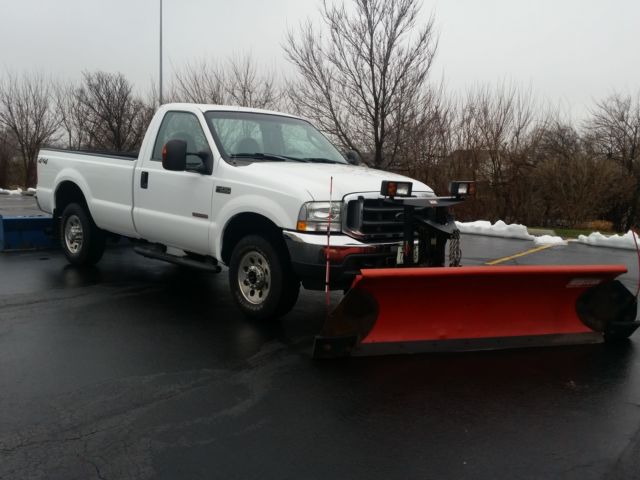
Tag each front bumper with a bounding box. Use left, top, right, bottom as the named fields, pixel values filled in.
left=283, top=230, right=401, bottom=290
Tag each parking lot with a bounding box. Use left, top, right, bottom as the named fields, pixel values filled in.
left=1, top=232, right=640, bottom=479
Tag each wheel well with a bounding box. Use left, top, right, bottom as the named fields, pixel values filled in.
left=54, top=181, right=87, bottom=218
left=221, top=213, right=285, bottom=265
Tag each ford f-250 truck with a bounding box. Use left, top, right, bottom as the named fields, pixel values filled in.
left=36, top=103, right=438, bottom=319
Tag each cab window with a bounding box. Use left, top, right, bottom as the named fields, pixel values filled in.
left=152, top=111, right=211, bottom=169
left=205, top=111, right=346, bottom=163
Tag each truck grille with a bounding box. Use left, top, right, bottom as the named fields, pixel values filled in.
left=345, top=197, right=404, bottom=242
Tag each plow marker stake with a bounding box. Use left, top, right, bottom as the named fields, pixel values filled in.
left=313, top=265, right=639, bottom=358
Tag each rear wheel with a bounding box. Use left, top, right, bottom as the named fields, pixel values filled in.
left=229, top=234, right=300, bottom=320
left=60, top=203, right=105, bottom=266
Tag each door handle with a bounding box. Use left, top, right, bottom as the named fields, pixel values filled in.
left=141, top=171, right=149, bottom=189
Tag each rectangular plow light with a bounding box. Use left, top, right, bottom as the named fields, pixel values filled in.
left=449, top=181, right=476, bottom=198
left=380, top=180, right=412, bottom=198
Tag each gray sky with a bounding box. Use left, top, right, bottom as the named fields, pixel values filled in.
left=1, top=0, right=638, bottom=118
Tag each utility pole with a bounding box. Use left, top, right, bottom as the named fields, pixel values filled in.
left=159, top=0, right=163, bottom=106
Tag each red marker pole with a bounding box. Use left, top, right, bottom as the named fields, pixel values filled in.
left=325, top=176, right=334, bottom=310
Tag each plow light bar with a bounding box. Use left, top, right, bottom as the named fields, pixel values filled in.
left=380, top=181, right=412, bottom=198
left=449, top=181, right=476, bottom=198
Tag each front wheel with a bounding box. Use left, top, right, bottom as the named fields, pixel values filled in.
left=60, top=203, right=105, bottom=266
left=229, top=234, right=300, bottom=321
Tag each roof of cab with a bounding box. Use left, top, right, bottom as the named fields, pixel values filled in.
left=159, top=103, right=304, bottom=120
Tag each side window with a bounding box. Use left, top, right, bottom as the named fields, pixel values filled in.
left=152, top=111, right=211, bottom=168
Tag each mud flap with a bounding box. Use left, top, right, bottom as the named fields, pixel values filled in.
left=313, top=265, right=639, bottom=358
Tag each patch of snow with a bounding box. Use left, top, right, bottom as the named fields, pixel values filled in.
left=0, top=187, right=24, bottom=195
left=533, top=235, right=568, bottom=246
left=455, top=220, right=534, bottom=240
left=577, top=231, right=640, bottom=250
left=456, top=220, right=566, bottom=246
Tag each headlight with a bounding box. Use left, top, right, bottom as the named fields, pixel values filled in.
left=297, top=201, right=342, bottom=232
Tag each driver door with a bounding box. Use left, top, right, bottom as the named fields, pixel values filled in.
left=133, top=110, right=214, bottom=255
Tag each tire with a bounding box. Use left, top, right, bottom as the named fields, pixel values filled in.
left=276, top=274, right=301, bottom=316
left=229, top=234, right=300, bottom=320
left=60, top=203, right=106, bottom=266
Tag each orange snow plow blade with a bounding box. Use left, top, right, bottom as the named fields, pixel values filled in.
left=313, top=265, right=639, bottom=358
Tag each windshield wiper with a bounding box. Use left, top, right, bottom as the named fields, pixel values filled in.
left=230, top=153, right=308, bottom=163
left=303, top=157, right=345, bottom=164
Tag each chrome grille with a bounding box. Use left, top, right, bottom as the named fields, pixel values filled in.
left=345, top=197, right=404, bottom=241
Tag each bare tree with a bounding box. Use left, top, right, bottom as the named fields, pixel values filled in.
left=533, top=118, right=632, bottom=227
left=586, top=92, right=640, bottom=229
left=398, top=84, right=454, bottom=185
left=170, top=55, right=281, bottom=109
left=170, top=59, right=227, bottom=104
left=284, top=0, right=438, bottom=168
left=75, top=71, right=150, bottom=152
left=225, top=54, right=281, bottom=109
left=0, top=72, right=59, bottom=187
left=0, top=127, right=15, bottom=187
left=140, top=80, right=160, bottom=129
left=55, top=80, right=90, bottom=150
left=456, top=83, right=544, bottom=222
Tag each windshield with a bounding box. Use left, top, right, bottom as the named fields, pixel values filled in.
left=204, top=111, right=347, bottom=164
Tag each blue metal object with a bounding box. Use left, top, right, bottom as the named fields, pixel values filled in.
left=0, top=215, right=57, bottom=251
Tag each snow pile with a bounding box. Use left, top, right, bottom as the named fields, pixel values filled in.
left=456, top=220, right=534, bottom=240
left=456, top=220, right=567, bottom=245
left=577, top=231, right=640, bottom=250
left=0, top=187, right=34, bottom=195
left=0, top=187, right=22, bottom=195
left=533, top=235, right=568, bottom=246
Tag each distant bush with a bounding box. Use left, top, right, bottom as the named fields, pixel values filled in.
left=582, top=220, right=615, bottom=232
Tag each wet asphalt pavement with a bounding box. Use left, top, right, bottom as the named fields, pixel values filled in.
left=1, top=236, right=640, bottom=479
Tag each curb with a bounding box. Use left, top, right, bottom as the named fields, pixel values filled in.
left=0, top=215, right=57, bottom=251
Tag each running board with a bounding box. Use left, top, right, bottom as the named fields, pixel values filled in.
left=133, top=246, right=222, bottom=273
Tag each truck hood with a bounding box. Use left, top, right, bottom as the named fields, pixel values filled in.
left=235, top=162, right=434, bottom=200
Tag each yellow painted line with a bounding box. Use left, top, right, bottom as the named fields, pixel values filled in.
left=485, top=244, right=556, bottom=265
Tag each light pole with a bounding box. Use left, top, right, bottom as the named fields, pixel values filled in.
left=159, top=0, right=163, bottom=106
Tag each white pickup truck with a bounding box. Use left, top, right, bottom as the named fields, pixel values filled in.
left=37, top=103, right=436, bottom=319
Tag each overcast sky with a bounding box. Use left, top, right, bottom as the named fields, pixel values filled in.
left=1, top=0, right=638, bottom=119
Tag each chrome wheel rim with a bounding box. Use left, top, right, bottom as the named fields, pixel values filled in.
left=238, top=251, right=271, bottom=305
left=64, top=214, right=83, bottom=254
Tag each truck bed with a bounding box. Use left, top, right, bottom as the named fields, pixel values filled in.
left=40, top=147, right=139, bottom=161
left=37, top=148, right=139, bottom=238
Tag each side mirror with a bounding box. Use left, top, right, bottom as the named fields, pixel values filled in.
left=162, top=139, right=187, bottom=171
left=194, top=151, right=213, bottom=174
left=345, top=149, right=361, bottom=165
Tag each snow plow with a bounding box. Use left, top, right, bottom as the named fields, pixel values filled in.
left=313, top=181, right=640, bottom=358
